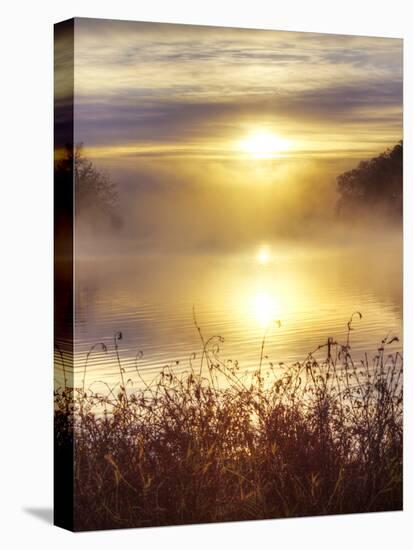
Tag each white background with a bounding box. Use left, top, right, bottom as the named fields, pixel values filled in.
left=0, top=0, right=411, bottom=548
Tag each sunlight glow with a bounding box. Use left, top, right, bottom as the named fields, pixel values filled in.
left=257, top=246, right=271, bottom=265
left=251, top=291, right=278, bottom=327
left=239, top=131, right=290, bottom=158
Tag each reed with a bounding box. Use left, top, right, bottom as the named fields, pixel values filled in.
left=54, top=314, right=403, bottom=530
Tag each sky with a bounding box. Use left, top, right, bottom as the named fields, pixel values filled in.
left=65, top=18, right=403, bottom=253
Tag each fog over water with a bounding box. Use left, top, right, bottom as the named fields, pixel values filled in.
left=53, top=20, right=403, bottom=389
left=65, top=147, right=403, bottom=391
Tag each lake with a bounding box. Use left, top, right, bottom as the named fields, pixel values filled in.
left=55, top=240, right=402, bottom=390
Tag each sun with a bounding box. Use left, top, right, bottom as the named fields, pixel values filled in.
left=239, top=130, right=290, bottom=158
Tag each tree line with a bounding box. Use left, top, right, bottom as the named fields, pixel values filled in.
left=56, top=140, right=403, bottom=236
left=336, top=141, right=402, bottom=221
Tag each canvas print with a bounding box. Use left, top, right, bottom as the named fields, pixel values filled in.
left=54, top=18, right=403, bottom=531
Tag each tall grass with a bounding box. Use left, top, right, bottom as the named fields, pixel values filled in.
left=54, top=313, right=403, bottom=530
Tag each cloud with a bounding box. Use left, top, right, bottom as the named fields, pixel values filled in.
left=74, top=79, right=402, bottom=158
left=71, top=18, right=402, bottom=160
left=73, top=18, right=402, bottom=100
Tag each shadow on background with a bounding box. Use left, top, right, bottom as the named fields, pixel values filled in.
left=24, top=507, right=53, bottom=525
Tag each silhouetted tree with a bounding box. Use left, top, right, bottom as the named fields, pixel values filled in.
left=55, top=143, right=122, bottom=230
left=336, top=141, right=402, bottom=221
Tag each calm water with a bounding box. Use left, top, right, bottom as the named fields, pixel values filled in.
left=55, top=242, right=402, bottom=389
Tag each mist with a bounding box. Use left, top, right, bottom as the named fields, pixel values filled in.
left=74, top=149, right=401, bottom=258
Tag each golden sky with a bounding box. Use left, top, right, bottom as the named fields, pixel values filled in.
left=72, top=18, right=402, bottom=162
left=57, top=18, right=403, bottom=253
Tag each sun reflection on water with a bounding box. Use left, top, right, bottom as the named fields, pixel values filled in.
left=256, top=246, right=271, bottom=265
left=250, top=291, right=279, bottom=327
